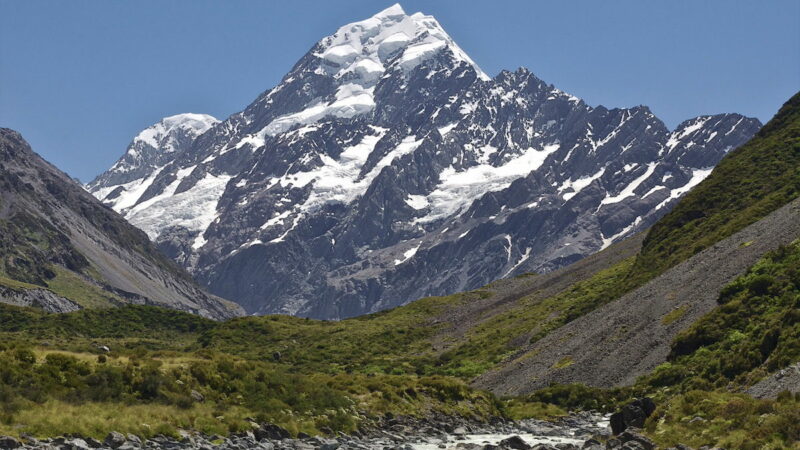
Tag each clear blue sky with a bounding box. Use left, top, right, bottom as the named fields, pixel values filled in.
left=1, top=1, right=798, bottom=183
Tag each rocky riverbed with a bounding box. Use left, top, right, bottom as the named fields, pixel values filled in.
left=0, top=412, right=673, bottom=450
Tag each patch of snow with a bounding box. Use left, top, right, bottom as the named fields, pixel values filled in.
left=559, top=167, right=606, bottom=201
left=600, top=163, right=656, bottom=205
left=416, top=143, right=560, bottom=223
left=655, top=167, right=714, bottom=211
left=265, top=129, right=426, bottom=216
left=601, top=216, right=643, bottom=250
left=665, top=116, right=711, bottom=151
left=406, top=194, right=429, bottom=209
left=437, top=122, right=458, bottom=137
left=503, top=247, right=532, bottom=277
left=124, top=172, right=232, bottom=244
left=262, top=84, right=376, bottom=136
left=394, top=243, right=421, bottom=265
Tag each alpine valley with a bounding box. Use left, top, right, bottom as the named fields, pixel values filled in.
left=88, top=4, right=761, bottom=318
left=2, top=3, right=799, bottom=450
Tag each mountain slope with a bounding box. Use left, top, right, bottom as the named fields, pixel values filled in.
left=0, top=128, right=243, bottom=319
left=89, top=4, right=761, bottom=318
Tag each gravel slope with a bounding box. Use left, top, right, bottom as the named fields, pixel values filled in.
left=474, top=197, right=800, bottom=395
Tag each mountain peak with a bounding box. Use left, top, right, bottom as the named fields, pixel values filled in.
left=133, top=113, right=219, bottom=150
left=317, top=4, right=489, bottom=82
left=373, top=3, right=406, bottom=19
left=87, top=112, right=219, bottom=195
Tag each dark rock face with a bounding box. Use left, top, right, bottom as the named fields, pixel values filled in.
left=89, top=5, right=761, bottom=319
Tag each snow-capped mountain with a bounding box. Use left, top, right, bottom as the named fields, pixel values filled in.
left=89, top=4, right=762, bottom=318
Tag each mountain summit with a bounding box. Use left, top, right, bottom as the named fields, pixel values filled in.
left=89, top=5, right=762, bottom=318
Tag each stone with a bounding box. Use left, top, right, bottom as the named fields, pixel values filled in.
left=611, top=399, right=657, bottom=435
left=582, top=439, right=603, bottom=449
left=126, top=434, right=142, bottom=446
left=104, top=432, right=126, bottom=449
left=619, top=429, right=655, bottom=450
left=499, top=435, right=531, bottom=450
left=254, top=424, right=291, bottom=441
left=455, top=444, right=482, bottom=450
left=621, top=442, right=645, bottom=450
left=64, top=438, right=91, bottom=450
left=609, top=412, right=626, bottom=436
left=85, top=437, right=103, bottom=448
left=190, top=390, right=205, bottom=402
left=0, top=437, right=20, bottom=450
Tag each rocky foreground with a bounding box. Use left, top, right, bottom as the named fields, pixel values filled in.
left=0, top=412, right=705, bottom=450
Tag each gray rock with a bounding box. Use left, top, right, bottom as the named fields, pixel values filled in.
left=619, top=429, right=655, bottom=450
left=104, top=433, right=126, bottom=449
left=0, top=437, right=20, bottom=450
left=499, top=436, right=531, bottom=450
left=126, top=435, right=142, bottom=447
left=63, top=438, right=90, bottom=450
left=190, top=390, right=204, bottom=402
left=84, top=437, right=103, bottom=448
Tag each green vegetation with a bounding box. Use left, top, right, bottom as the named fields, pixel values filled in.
left=645, top=391, right=800, bottom=449
left=661, top=305, right=688, bottom=325
left=45, top=269, right=119, bottom=309
left=0, top=304, right=499, bottom=438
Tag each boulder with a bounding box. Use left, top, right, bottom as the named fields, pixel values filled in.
left=0, top=437, right=19, bottom=450
left=85, top=437, right=103, bottom=448
left=190, top=389, right=205, bottom=402
left=581, top=439, right=603, bottom=450
left=103, top=432, right=126, bottom=449
left=63, top=438, right=91, bottom=450
left=610, top=398, right=656, bottom=435
left=254, top=424, right=291, bottom=441
left=455, top=444, right=482, bottom=450
left=621, top=442, right=645, bottom=450
left=499, top=435, right=531, bottom=450
left=619, top=429, right=655, bottom=450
